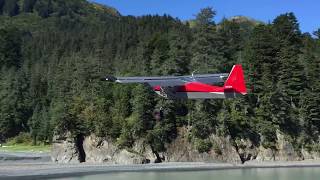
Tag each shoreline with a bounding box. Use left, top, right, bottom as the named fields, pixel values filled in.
left=2, top=160, right=320, bottom=179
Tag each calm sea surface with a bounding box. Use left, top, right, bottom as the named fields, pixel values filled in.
left=56, top=167, right=320, bottom=180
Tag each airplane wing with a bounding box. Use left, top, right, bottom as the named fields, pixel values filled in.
left=104, top=73, right=229, bottom=87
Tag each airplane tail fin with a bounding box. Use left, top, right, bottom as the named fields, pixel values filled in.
left=223, top=64, right=247, bottom=95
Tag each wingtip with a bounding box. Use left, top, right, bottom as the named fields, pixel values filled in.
left=104, top=75, right=117, bottom=82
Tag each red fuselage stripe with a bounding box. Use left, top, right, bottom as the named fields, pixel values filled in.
left=153, top=82, right=225, bottom=92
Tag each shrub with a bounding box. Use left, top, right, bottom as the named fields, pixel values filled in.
left=261, top=141, right=277, bottom=150
left=5, top=132, right=33, bottom=145
left=195, top=138, right=212, bottom=153
left=212, top=141, right=222, bottom=155
left=312, top=144, right=320, bottom=152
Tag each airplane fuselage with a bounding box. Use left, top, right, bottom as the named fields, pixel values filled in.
left=153, top=82, right=243, bottom=99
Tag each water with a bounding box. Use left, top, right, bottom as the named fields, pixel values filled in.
left=56, top=167, right=320, bottom=180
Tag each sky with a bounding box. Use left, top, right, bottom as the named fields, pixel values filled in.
left=91, top=0, right=319, bottom=33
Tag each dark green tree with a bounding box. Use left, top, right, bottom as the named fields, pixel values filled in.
left=0, top=69, right=31, bottom=139
left=3, top=0, right=19, bottom=16
left=0, top=0, right=4, bottom=14
left=313, top=28, right=320, bottom=39
left=110, top=85, right=131, bottom=138
left=195, top=7, right=216, bottom=26
left=130, top=84, right=155, bottom=137
left=0, top=27, right=22, bottom=68
left=244, top=24, right=278, bottom=94
left=23, top=0, right=37, bottom=13
left=190, top=7, right=218, bottom=73
left=273, top=13, right=304, bottom=102
left=162, top=31, right=190, bottom=75
left=35, top=0, right=53, bottom=18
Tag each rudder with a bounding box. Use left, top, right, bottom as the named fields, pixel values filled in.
left=224, top=64, right=247, bottom=95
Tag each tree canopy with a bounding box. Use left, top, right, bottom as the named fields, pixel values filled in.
left=0, top=1, right=319, bottom=154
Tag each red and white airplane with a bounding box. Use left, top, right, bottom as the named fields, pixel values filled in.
left=104, top=64, right=247, bottom=99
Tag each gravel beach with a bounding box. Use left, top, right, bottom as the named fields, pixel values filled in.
left=1, top=152, right=320, bottom=180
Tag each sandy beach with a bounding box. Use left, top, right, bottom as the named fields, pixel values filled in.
left=1, top=151, right=320, bottom=180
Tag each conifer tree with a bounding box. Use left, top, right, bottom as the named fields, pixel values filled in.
left=23, top=0, right=37, bottom=12
left=35, top=0, right=53, bottom=18
left=0, top=28, right=22, bottom=68
left=163, top=31, right=190, bottom=75
left=190, top=7, right=218, bottom=73
left=273, top=13, right=305, bottom=105
left=0, top=0, right=4, bottom=14
left=3, top=0, right=19, bottom=16
left=130, top=84, right=155, bottom=137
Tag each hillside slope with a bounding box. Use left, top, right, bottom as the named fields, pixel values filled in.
left=0, top=0, right=320, bottom=164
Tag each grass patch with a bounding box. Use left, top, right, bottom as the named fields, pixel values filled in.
left=0, top=133, right=51, bottom=152
left=0, top=144, right=51, bottom=152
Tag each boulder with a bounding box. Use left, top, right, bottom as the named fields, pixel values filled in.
left=132, top=139, right=156, bottom=163
left=114, top=149, right=146, bottom=164
left=82, top=134, right=116, bottom=163
left=234, top=138, right=258, bottom=162
left=255, top=146, right=275, bottom=162
left=51, top=132, right=79, bottom=163
left=274, top=131, right=301, bottom=161
left=83, top=134, right=147, bottom=164
left=210, top=135, right=242, bottom=163
left=165, top=128, right=241, bottom=163
left=301, top=147, right=320, bottom=160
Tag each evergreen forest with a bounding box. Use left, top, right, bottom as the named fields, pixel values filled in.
left=0, top=0, right=320, bottom=153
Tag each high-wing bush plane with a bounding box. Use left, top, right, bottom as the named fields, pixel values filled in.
left=104, top=64, right=247, bottom=99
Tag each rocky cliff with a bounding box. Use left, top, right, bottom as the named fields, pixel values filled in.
left=51, top=128, right=320, bottom=164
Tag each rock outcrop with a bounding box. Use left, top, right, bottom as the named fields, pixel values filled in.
left=255, top=146, right=276, bottom=161
left=83, top=135, right=147, bottom=164
left=51, top=132, right=79, bottom=163
left=164, top=128, right=241, bottom=163
left=234, top=138, right=259, bottom=163
left=274, top=131, right=301, bottom=161
left=51, top=129, right=320, bottom=164
left=301, top=148, right=320, bottom=160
